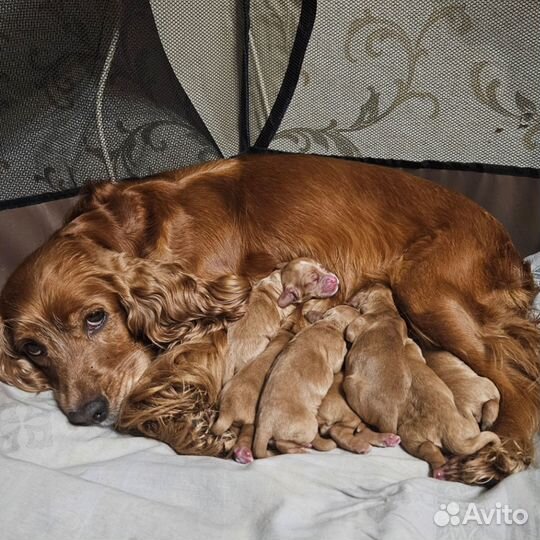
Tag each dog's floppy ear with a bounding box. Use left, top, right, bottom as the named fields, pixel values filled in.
left=106, top=253, right=251, bottom=348
left=0, top=316, right=50, bottom=392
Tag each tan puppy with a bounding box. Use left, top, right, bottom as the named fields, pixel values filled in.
left=225, top=258, right=339, bottom=380
left=397, top=341, right=500, bottom=478
left=224, top=271, right=292, bottom=382
left=216, top=258, right=339, bottom=462
left=317, top=372, right=401, bottom=453
left=344, top=284, right=412, bottom=434
left=253, top=305, right=359, bottom=458
left=424, top=350, right=500, bottom=430
left=345, top=285, right=500, bottom=476
left=212, top=325, right=294, bottom=463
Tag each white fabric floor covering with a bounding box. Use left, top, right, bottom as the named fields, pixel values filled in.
left=1, top=382, right=539, bottom=540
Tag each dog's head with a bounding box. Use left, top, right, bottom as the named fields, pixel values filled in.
left=0, top=236, right=249, bottom=426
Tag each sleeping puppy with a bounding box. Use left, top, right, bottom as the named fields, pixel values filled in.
left=212, top=324, right=295, bottom=464
left=225, top=257, right=339, bottom=380
left=345, top=286, right=500, bottom=476
left=397, top=340, right=500, bottom=477
left=253, top=305, right=360, bottom=458
left=277, top=257, right=339, bottom=308
left=317, top=372, right=401, bottom=454
left=423, top=350, right=500, bottom=430
left=343, top=284, right=412, bottom=434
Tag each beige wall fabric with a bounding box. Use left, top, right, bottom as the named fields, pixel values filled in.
left=269, top=0, right=540, bottom=169
left=0, top=197, right=78, bottom=288
left=248, top=0, right=302, bottom=145
left=150, top=0, right=243, bottom=157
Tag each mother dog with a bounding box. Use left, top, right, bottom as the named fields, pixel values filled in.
left=0, top=153, right=538, bottom=485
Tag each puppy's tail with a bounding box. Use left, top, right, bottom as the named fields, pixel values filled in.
left=253, top=426, right=272, bottom=459
left=211, top=410, right=234, bottom=436
left=445, top=429, right=501, bottom=457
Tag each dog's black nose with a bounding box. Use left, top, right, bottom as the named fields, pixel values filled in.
left=68, top=396, right=109, bottom=425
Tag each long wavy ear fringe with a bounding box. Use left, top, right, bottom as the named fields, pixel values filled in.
left=0, top=316, right=50, bottom=393
left=106, top=253, right=251, bottom=348
left=117, top=332, right=236, bottom=456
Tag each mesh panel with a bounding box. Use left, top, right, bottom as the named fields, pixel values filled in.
left=0, top=0, right=221, bottom=208
left=269, top=0, right=540, bottom=169
left=248, top=0, right=301, bottom=146
left=2, top=0, right=538, bottom=212
left=150, top=0, right=243, bottom=158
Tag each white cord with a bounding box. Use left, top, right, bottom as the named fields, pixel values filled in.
left=248, top=30, right=272, bottom=118
left=96, top=14, right=121, bottom=182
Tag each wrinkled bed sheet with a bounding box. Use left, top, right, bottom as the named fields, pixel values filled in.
left=1, top=254, right=539, bottom=540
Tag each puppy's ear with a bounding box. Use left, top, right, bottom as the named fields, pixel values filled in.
left=0, top=317, right=50, bottom=392
left=106, top=254, right=251, bottom=348
left=277, top=287, right=297, bottom=308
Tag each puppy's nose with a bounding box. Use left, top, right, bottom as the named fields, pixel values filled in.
left=68, top=396, right=109, bottom=425
left=321, top=274, right=339, bottom=294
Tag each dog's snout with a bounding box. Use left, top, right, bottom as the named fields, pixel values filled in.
left=67, top=396, right=109, bottom=425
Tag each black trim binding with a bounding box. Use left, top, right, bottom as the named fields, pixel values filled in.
left=249, top=148, right=540, bottom=179
left=1, top=151, right=538, bottom=212
left=0, top=188, right=81, bottom=212
left=253, top=0, right=317, bottom=149
left=239, top=0, right=251, bottom=152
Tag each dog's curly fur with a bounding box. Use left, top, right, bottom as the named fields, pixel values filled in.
left=1, top=153, right=538, bottom=485
left=118, top=332, right=236, bottom=457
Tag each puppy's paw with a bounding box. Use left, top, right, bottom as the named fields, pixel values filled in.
left=382, top=434, right=401, bottom=447
left=274, top=440, right=311, bottom=454
left=233, top=446, right=254, bottom=464
left=433, top=466, right=446, bottom=480
left=349, top=437, right=372, bottom=454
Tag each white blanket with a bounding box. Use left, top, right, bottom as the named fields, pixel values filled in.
left=2, top=254, right=540, bottom=539
left=1, top=378, right=539, bottom=540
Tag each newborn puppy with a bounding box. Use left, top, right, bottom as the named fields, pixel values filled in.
left=278, top=257, right=339, bottom=308
left=216, top=258, right=340, bottom=463
left=397, top=341, right=500, bottom=477
left=253, top=305, right=359, bottom=458
left=424, top=350, right=500, bottom=430
left=317, top=372, right=401, bottom=454
left=212, top=324, right=294, bottom=464
left=344, top=284, right=412, bottom=434
left=345, top=286, right=500, bottom=475
left=225, top=258, right=339, bottom=379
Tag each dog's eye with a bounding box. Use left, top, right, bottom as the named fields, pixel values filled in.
left=85, top=309, right=107, bottom=335
left=24, top=341, right=46, bottom=358
left=308, top=272, right=319, bottom=284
